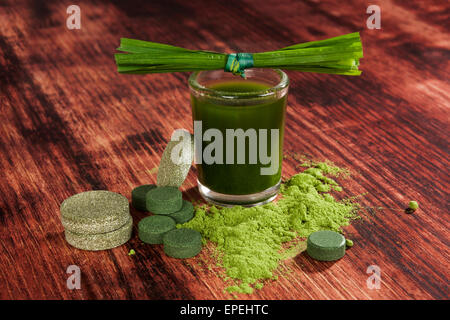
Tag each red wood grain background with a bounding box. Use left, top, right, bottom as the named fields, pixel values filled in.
left=0, top=0, right=449, bottom=300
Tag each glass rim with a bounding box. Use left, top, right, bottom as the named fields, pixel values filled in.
left=188, top=68, right=289, bottom=100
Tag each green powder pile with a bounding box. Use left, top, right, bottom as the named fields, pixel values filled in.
left=181, top=161, right=358, bottom=294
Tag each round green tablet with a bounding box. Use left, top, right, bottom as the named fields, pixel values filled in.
left=307, top=230, right=346, bottom=261
left=168, top=200, right=194, bottom=224
left=138, top=215, right=176, bottom=244
left=60, top=190, right=130, bottom=234
left=65, top=217, right=132, bottom=251
left=131, top=184, right=156, bottom=211
left=146, top=186, right=182, bottom=214
left=163, top=228, right=202, bottom=259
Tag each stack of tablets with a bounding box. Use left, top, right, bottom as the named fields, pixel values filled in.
left=60, top=190, right=132, bottom=251
left=133, top=185, right=201, bottom=259
left=133, top=186, right=195, bottom=223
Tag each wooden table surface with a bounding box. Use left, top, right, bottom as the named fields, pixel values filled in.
left=0, top=0, right=449, bottom=300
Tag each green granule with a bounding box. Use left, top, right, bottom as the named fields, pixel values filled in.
left=182, top=161, right=358, bottom=294
left=408, top=201, right=419, bottom=211
left=146, top=167, right=158, bottom=175
left=128, top=249, right=136, bottom=256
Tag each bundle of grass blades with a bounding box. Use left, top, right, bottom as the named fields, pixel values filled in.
left=115, top=32, right=363, bottom=77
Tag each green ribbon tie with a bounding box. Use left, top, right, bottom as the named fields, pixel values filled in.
left=224, top=53, right=254, bottom=78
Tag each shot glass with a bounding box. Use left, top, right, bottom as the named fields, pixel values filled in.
left=189, top=68, right=289, bottom=207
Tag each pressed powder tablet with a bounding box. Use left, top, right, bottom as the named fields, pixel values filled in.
left=60, top=190, right=130, bottom=234
left=146, top=186, right=182, bottom=214
left=131, top=184, right=156, bottom=211
left=138, top=215, right=176, bottom=244
left=157, top=133, right=193, bottom=188
left=65, top=217, right=133, bottom=251
left=168, top=200, right=194, bottom=224
left=306, top=230, right=346, bottom=262
left=163, top=228, right=202, bottom=259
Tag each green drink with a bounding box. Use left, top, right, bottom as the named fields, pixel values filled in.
left=189, top=69, right=289, bottom=206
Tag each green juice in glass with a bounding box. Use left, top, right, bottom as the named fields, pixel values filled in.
left=189, top=69, right=289, bottom=206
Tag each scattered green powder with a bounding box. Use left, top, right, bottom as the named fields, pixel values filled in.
left=254, top=283, right=264, bottom=290
left=280, top=240, right=307, bottom=260
left=300, top=159, right=351, bottom=178
left=182, top=161, right=358, bottom=294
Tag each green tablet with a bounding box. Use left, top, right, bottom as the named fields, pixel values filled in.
left=163, top=228, right=202, bottom=259
left=138, top=215, right=176, bottom=244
